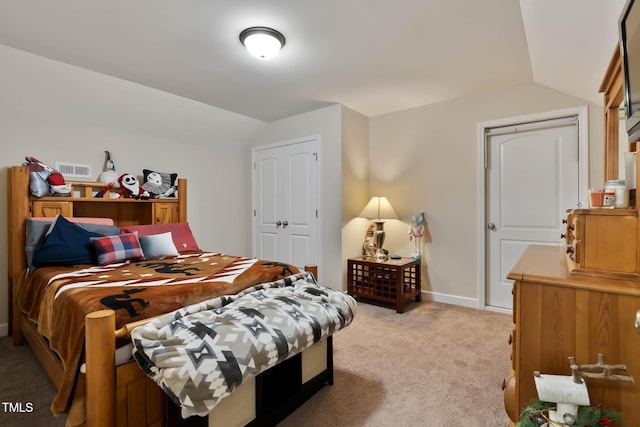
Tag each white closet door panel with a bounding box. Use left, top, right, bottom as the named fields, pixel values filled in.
left=285, top=148, right=316, bottom=230
left=289, top=234, right=312, bottom=268
left=289, top=152, right=313, bottom=225
left=282, top=140, right=318, bottom=267
left=259, top=232, right=278, bottom=261
left=257, top=156, right=279, bottom=225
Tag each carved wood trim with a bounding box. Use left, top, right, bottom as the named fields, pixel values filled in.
left=600, top=46, right=624, bottom=182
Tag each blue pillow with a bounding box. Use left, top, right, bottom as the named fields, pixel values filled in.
left=32, top=216, right=105, bottom=268
left=25, top=217, right=121, bottom=271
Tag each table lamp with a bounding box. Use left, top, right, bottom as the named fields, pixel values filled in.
left=359, top=196, right=399, bottom=261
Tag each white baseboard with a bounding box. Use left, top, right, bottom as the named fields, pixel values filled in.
left=421, top=291, right=514, bottom=315
left=0, top=322, right=8, bottom=337
left=484, top=305, right=513, bottom=315
left=420, top=290, right=480, bottom=309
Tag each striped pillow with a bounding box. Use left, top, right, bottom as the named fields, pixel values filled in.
left=91, top=232, right=145, bottom=265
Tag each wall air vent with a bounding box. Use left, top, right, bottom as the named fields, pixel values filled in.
left=55, top=162, right=92, bottom=179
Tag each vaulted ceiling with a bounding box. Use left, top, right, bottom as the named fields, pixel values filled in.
left=0, top=0, right=628, bottom=122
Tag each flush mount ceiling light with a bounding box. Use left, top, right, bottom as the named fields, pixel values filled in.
left=239, top=26, right=286, bottom=60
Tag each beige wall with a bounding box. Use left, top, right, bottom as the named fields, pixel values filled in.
left=340, top=106, right=370, bottom=286
left=0, top=45, right=266, bottom=334
left=368, top=82, right=604, bottom=306
left=0, top=43, right=610, bottom=334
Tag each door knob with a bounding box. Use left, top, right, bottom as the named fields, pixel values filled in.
left=282, top=220, right=289, bottom=228
left=275, top=221, right=282, bottom=227
left=487, top=223, right=496, bottom=230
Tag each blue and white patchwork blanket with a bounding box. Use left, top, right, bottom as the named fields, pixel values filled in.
left=131, top=272, right=356, bottom=418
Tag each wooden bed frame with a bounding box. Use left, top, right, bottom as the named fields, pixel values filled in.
left=6, top=165, right=330, bottom=427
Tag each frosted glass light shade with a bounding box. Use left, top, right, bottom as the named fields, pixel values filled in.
left=240, top=27, right=285, bottom=60
left=359, top=197, right=399, bottom=220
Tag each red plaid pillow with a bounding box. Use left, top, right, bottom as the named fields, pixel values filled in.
left=91, top=232, right=145, bottom=265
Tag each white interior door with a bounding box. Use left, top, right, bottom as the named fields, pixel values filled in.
left=253, top=138, right=318, bottom=269
left=486, top=118, right=580, bottom=309
left=282, top=143, right=318, bottom=267
left=254, top=151, right=280, bottom=261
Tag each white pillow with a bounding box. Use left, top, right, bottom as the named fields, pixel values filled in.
left=138, top=232, right=179, bottom=260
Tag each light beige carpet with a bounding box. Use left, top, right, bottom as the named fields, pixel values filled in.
left=0, top=300, right=512, bottom=427
left=279, top=300, right=512, bottom=427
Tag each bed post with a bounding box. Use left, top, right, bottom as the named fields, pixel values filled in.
left=177, top=177, right=187, bottom=223
left=8, top=166, right=30, bottom=344
left=304, top=265, right=318, bottom=281
left=85, top=310, right=116, bottom=427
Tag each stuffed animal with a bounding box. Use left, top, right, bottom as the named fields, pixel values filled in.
left=408, top=212, right=426, bottom=259
left=98, top=151, right=118, bottom=185
left=23, top=156, right=71, bottom=196
left=47, top=171, right=71, bottom=194
left=114, top=173, right=150, bottom=199
left=94, top=182, right=116, bottom=198
left=141, top=170, right=177, bottom=198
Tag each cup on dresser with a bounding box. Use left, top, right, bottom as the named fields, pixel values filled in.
left=589, top=188, right=615, bottom=208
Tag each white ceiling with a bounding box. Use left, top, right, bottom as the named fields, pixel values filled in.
left=0, top=0, right=629, bottom=122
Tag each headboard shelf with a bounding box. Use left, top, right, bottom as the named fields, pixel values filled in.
left=36, top=179, right=182, bottom=200
left=7, top=165, right=188, bottom=337
left=31, top=196, right=180, bottom=203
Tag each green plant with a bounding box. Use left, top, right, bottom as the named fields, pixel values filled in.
left=517, top=399, right=623, bottom=427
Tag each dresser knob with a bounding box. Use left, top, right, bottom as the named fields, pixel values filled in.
left=562, top=218, right=568, bottom=224
left=560, top=233, right=567, bottom=240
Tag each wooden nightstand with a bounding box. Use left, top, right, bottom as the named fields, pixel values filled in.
left=347, top=256, right=421, bottom=313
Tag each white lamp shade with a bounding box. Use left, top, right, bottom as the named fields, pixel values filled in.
left=241, top=30, right=284, bottom=59
left=359, top=197, right=399, bottom=220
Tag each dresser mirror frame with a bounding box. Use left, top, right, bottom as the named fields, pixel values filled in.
left=601, top=47, right=625, bottom=180
left=601, top=46, right=637, bottom=187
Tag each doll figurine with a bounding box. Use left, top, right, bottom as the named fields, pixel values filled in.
left=408, top=212, right=425, bottom=259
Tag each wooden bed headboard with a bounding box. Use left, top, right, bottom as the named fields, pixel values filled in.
left=6, top=165, right=187, bottom=338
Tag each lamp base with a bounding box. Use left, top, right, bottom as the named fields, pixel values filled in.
left=373, top=221, right=387, bottom=261
left=375, top=249, right=388, bottom=261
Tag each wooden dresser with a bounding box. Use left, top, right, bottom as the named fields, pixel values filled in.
left=504, top=245, right=640, bottom=426
left=563, top=208, right=640, bottom=279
